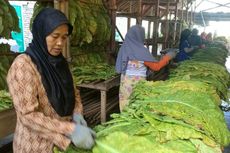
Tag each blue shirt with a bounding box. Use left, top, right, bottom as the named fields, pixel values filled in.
left=175, top=40, right=191, bottom=62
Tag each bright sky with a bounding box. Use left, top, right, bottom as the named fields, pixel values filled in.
left=194, top=0, right=230, bottom=37
left=195, top=0, right=230, bottom=13
left=194, top=21, right=230, bottom=38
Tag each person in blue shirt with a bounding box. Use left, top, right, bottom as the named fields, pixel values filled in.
left=175, top=29, right=197, bottom=62
left=189, top=28, right=202, bottom=48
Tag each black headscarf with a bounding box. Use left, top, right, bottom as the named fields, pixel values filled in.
left=26, top=8, right=75, bottom=116
left=179, top=29, right=191, bottom=49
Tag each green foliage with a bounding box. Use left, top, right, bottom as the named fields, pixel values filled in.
left=69, top=0, right=111, bottom=46
left=213, top=36, right=228, bottom=44
left=29, top=1, right=53, bottom=30
left=53, top=145, right=91, bottom=153
left=71, top=62, right=116, bottom=85
left=0, top=56, right=14, bottom=90
left=191, top=47, right=228, bottom=66
left=130, top=80, right=230, bottom=146
left=56, top=79, right=228, bottom=152
left=0, top=90, right=13, bottom=111
left=169, top=61, right=230, bottom=100
left=0, top=0, right=20, bottom=38
left=30, top=0, right=111, bottom=51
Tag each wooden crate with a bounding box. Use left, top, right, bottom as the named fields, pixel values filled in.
left=77, top=75, right=120, bottom=123
left=0, top=108, right=16, bottom=139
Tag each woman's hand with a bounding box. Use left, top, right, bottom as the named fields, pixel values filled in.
left=166, top=50, right=178, bottom=59
left=73, top=113, right=87, bottom=126
left=69, top=124, right=96, bottom=149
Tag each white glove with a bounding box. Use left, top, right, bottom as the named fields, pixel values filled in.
left=166, top=50, right=178, bottom=59
left=73, top=113, right=87, bottom=126
left=70, top=124, right=96, bottom=149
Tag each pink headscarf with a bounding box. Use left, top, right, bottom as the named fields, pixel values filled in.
left=201, top=32, right=207, bottom=40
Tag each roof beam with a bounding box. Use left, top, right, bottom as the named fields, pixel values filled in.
left=201, top=2, right=230, bottom=12
left=205, top=0, right=230, bottom=8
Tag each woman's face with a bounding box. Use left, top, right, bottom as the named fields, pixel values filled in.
left=46, top=24, right=68, bottom=56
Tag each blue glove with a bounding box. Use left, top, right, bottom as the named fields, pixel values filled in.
left=73, top=113, right=87, bottom=126
left=70, top=124, right=96, bottom=149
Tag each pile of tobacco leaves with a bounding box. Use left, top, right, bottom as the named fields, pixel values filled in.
left=56, top=45, right=230, bottom=153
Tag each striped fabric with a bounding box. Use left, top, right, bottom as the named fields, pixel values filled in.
left=7, top=54, right=83, bottom=153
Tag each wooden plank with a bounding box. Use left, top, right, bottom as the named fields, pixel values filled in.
left=77, top=82, right=105, bottom=91
left=91, top=80, right=103, bottom=85
left=102, top=75, right=120, bottom=91
left=77, top=75, right=120, bottom=91
left=0, top=109, right=16, bottom=139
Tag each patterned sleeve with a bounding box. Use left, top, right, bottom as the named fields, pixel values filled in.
left=7, top=56, right=75, bottom=150
left=73, top=87, right=83, bottom=114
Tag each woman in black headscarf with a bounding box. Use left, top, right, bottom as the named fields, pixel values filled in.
left=7, top=8, right=95, bottom=153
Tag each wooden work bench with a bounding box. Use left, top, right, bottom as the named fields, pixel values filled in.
left=77, top=75, right=120, bottom=123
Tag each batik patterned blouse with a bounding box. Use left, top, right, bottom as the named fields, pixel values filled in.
left=7, top=54, right=82, bottom=153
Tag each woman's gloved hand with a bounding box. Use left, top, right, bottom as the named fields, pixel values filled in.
left=166, top=50, right=178, bottom=59
left=70, top=124, right=96, bottom=149
left=73, top=113, right=87, bottom=126
left=192, top=45, right=200, bottom=50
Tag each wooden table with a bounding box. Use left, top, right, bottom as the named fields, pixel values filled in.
left=77, top=75, right=120, bottom=123
left=0, top=108, right=16, bottom=139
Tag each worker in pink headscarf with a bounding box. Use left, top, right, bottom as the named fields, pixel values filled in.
left=200, top=32, right=207, bottom=48
left=206, top=32, right=213, bottom=43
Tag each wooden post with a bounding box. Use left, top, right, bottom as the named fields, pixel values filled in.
left=186, top=1, right=189, bottom=24
left=164, top=2, right=170, bottom=49
left=127, top=1, right=133, bottom=29
left=173, top=0, right=178, bottom=47
left=53, top=0, right=60, bottom=10
left=152, top=0, right=159, bottom=56
left=54, top=0, right=70, bottom=60
left=64, top=0, right=71, bottom=61
left=137, top=0, right=142, bottom=25
left=100, top=90, right=107, bottom=123
left=190, top=1, right=194, bottom=27
left=147, top=21, right=151, bottom=49
left=107, top=0, right=117, bottom=64
left=180, top=0, right=184, bottom=34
